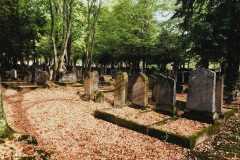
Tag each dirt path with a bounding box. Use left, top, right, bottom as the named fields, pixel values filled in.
left=2, top=87, right=187, bottom=159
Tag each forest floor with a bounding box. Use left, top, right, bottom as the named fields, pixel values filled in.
left=0, top=82, right=239, bottom=160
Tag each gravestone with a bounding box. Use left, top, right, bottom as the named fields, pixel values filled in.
left=186, top=68, right=217, bottom=119
left=36, top=71, right=49, bottom=85
left=84, top=71, right=94, bottom=99
left=148, top=75, right=158, bottom=89
left=92, top=71, right=99, bottom=92
left=10, top=69, right=17, bottom=79
left=215, top=75, right=224, bottom=113
left=114, top=72, right=128, bottom=106
left=128, top=75, right=134, bottom=94
left=34, top=68, right=42, bottom=84
left=23, top=71, right=32, bottom=82
left=152, top=74, right=176, bottom=114
left=49, top=69, right=53, bottom=80
left=132, top=73, right=148, bottom=107
left=59, top=72, right=77, bottom=83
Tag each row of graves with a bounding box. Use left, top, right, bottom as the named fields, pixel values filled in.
left=2, top=65, right=81, bottom=89
left=81, top=68, right=238, bottom=148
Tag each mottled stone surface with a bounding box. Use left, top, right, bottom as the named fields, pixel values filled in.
left=148, top=75, right=158, bottom=89
left=152, top=74, right=176, bottom=106
left=92, top=71, right=99, bottom=92
left=84, top=72, right=94, bottom=98
left=36, top=71, right=49, bottom=85
left=114, top=72, right=128, bottom=106
left=132, top=73, right=148, bottom=107
left=59, top=72, right=77, bottom=83
left=186, top=68, right=216, bottom=113
left=215, top=75, right=224, bottom=113
left=23, top=71, right=32, bottom=82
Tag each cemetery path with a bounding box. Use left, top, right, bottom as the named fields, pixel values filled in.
left=2, top=86, right=188, bottom=160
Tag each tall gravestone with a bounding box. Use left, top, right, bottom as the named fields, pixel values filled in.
left=10, top=69, right=17, bottom=80
left=186, top=68, right=217, bottom=119
left=114, top=72, right=128, bottom=106
left=84, top=71, right=94, bottom=99
left=92, top=71, right=99, bottom=92
left=132, top=73, right=149, bottom=107
left=152, top=74, right=176, bottom=114
left=36, top=71, right=49, bottom=85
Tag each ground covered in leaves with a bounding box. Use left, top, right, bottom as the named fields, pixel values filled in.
left=1, top=84, right=239, bottom=159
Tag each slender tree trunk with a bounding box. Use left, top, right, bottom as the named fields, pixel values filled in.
left=49, top=0, right=59, bottom=81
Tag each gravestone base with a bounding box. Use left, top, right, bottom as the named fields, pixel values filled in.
left=182, top=110, right=219, bottom=124
left=156, top=104, right=177, bottom=115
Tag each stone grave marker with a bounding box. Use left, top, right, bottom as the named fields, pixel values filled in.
left=186, top=68, right=217, bottom=119
left=49, top=69, right=53, bottom=80
left=92, top=71, right=99, bottom=92
left=148, top=75, right=158, bottom=89
left=84, top=71, right=94, bottom=99
left=114, top=72, right=128, bottom=106
left=36, top=71, right=49, bottom=85
left=132, top=73, right=149, bottom=107
left=10, top=69, right=17, bottom=79
left=152, top=74, right=176, bottom=114
left=128, top=75, right=134, bottom=95
left=23, top=71, right=32, bottom=82
left=59, top=72, right=77, bottom=83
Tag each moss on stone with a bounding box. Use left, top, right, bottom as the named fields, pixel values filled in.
left=153, top=116, right=179, bottom=126
left=189, top=123, right=221, bottom=148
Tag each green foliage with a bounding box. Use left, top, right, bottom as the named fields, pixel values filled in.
left=0, top=0, right=46, bottom=66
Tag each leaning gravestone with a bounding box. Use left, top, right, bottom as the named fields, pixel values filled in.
left=152, top=74, right=176, bottom=114
left=132, top=73, right=149, bottom=107
left=59, top=72, right=77, bottom=83
left=114, top=72, right=128, bottom=106
left=186, top=68, right=217, bottom=120
left=36, top=71, right=49, bottom=85
left=84, top=71, right=94, bottom=99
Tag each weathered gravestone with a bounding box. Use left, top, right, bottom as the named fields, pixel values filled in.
left=114, top=72, right=128, bottom=106
left=92, top=71, right=99, bottom=92
left=84, top=72, right=94, bottom=99
left=128, top=75, right=134, bottom=94
left=186, top=68, right=218, bottom=120
left=152, top=74, right=176, bottom=114
left=34, top=68, right=42, bottom=84
left=49, top=69, right=53, bottom=80
left=148, top=75, right=158, bottom=89
left=59, top=72, right=77, bottom=83
left=132, top=73, right=148, bottom=107
left=10, top=69, right=17, bottom=80
left=36, top=71, right=49, bottom=85
left=23, top=71, right=32, bottom=82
